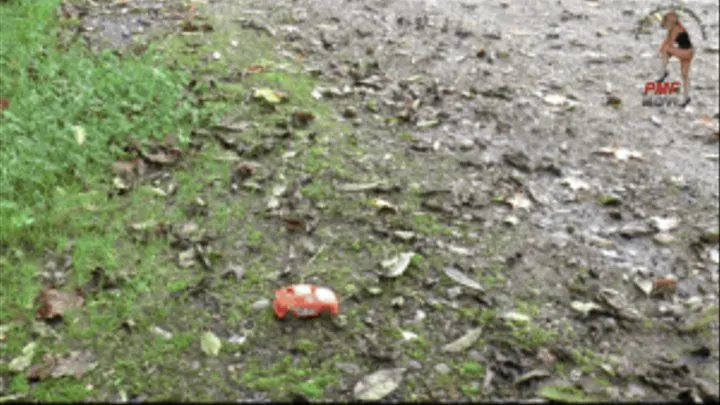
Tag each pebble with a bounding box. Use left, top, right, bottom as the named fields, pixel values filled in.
left=447, top=287, right=463, bottom=299
left=468, top=349, right=483, bottom=361
left=406, top=360, right=422, bottom=370
left=435, top=363, right=452, bottom=374
left=335, top=362, right=361, bottom=375
left=626, top=383, right=646, bottom=398
left=251, top=299, right=271, bottom=310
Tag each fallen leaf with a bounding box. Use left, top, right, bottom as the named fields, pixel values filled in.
left=501, top=311, right=532, bottom=323
left=113, top=176, right=129, bottom=191
left=651, top=277, right=677, bottom=297
left=596, top=145, right=644, bottom=161
left=201, top=331, right=222, bottom=357
left=381, top=252, right=415, bottom=278
left=443, top=267, right=484, bottom=291
left=561, top=177, right=590, bottom=191
left=178, top=248, right=196, bottom=268
left=416, top=120, right=439, bottom=128
left=292, top=111, right=315, bottom=127
left=442, top=327, right=482, bottom=353
left=27, top=351, right=97, bottom=381
left=222, top=264, right=244, bottom=281
left=633, top=278, right=654, bottom=296
left=400, top=331, right=418, bottom=341
left=696, top=114, right=714, bottom=126
left=247, top=64, right=265, bottom=74
left=371, top=198, right=398, bottom=214
left=143, top=149, right=180, bottom=165
left=111, top=159, right=143, bottom=177
left=606, top=95, right=622, bottom=107
left=506, top=193, right=532, bottom=210
left=9, top=342, right=37, bottom=372
left=228, top=334, right=247, bottom=345
left=129, top=220, right=160, bottom=233
left=392, top=230, right=416, bottom=241
left=353, top=368, right=406, bottom=401
left=0, top=97, right=9, bottom=112
left=267, top=196, right=280, bottom=210
left=0, top=323, right=11, bottom=341
left=36, top=288, right=84, bottom=320
left=286, top=218, right=305, bottom=232
left=515, top=369, right=551, bottom=385
left=336, top=182, right=384, bottom=192
left=72, top=126, right=86, bottom=146
left=254, top=88, right=288, bottom=105
left=538, top=384, right=596, bottom=402
left=570, top=301, right=604, bottom=317
left=503, top=215, right=520, bottom=226
left=26, top=354, right=57, bottom=381
left=233, top=161, right=259, bottom=181
left=649, top=216, right=679, bottom=232
left=151, top=326, right=173, bottom=340
left=50, top=351, right=97, bottom=379
left=542, top=94, right=568, bottom=106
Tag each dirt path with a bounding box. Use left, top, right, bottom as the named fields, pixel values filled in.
left=208, top=0, right=720, bottom=399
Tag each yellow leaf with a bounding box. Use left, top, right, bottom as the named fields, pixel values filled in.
left=73, top=126, right=86, bottom=145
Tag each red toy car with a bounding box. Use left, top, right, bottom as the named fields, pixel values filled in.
left=273, top=284, right=339, bottom=319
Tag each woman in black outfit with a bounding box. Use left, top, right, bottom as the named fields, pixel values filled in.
left=657, top=11, right=694, bottom=107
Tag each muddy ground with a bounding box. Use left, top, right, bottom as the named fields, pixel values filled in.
left=5, top=0, right=719, bottom=402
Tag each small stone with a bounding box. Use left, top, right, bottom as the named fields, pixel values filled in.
left=434, top=363, right=452, bottom=374
left=447, top=287, right=463, bottom=299
left=537, top=347, right=556, bottom=366
left=468, top=349, right=483, bottom=361
left=251, top=299, right=271, bottom=310
left=343, top=106, right=358, bottom=119
left=335, top=362, right=361, bottom=375
left=653, top=232, right=675, bottom=245
left=228, top=334, right=247, bottom=345
left=406, top=360, right=422, bottom=370
left=626, top=383, right=646, bottom=398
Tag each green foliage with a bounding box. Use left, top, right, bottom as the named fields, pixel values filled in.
left=0, top=0, right=199, bottom=241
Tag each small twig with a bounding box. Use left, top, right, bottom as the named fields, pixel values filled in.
left=299, top=244, right=326, bottom=282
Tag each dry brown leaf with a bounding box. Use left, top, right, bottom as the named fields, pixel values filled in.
left=292, top=111, right=316, bottom=127
left=232, top=162, right=259, bottom=181
left=26, top=354, right=57, bottom=381
left=247, top=64, right=266, bottom=74
left=286, top=218, right=305, bottom=232
left=26, top=351, right=97, bottom=381
left=0, top=97, right=10, bottom=112
left=143, top=149, right=180, bottom=165
left=36, top=288, right=84, bottom=320
left=651, top=277, right=677, bottom=296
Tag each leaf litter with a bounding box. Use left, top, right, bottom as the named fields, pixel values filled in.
left=381, top=252, right=415, bottom=278
left=353, top=368, right=406, bottom=401
left=442, top=327, right=482, bottom=353
left=201, top=331, right=222, bottom=357
left=35, top=287, right=84, bottom=321
left=443, top=267, right=484, bottom=291
left=26, top=351, right=97, bottom=381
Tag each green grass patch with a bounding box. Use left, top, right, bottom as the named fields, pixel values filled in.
left=0, top=0, right=205, bottom=246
